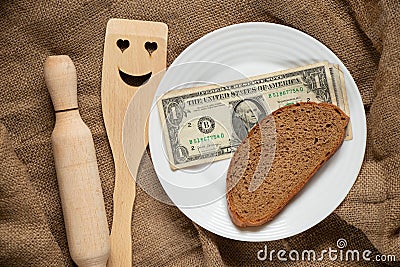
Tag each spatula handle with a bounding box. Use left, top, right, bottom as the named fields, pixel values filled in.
left=45, top=55, right=110, bottom=267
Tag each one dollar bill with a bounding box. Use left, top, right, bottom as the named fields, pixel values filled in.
left=157, top=62, right=351, bottom=170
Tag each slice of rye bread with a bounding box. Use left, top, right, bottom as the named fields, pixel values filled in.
left=226, top=102, right=349, bottom=227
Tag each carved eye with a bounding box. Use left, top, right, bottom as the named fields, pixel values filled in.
left=145, top=42, right=158, bottom=55
left=117, top=39, right=130, bottom=53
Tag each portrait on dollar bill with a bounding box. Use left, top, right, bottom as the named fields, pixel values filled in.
left=231, top=97, right=267, bottom=142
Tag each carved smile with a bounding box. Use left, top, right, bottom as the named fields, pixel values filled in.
left=119, top=69, right=152, bottom=87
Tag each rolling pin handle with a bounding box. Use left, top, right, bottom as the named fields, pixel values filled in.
left=44, top=55, right=78, bottom=112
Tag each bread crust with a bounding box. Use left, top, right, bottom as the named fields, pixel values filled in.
left=226, top=102, right=349, bottom=227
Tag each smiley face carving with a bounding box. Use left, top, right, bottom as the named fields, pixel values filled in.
left=102, top=19, right=168, bottom=112
left=116, top=39, right=159, bottom=87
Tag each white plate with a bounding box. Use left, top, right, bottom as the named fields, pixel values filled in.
left=148, top=22, right=366, bottom=241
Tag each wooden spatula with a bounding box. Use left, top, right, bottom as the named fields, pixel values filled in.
left=101, top=19, right=167, bottom=266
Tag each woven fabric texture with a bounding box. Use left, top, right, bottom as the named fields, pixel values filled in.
left=0, top=0, right=399, bottom=266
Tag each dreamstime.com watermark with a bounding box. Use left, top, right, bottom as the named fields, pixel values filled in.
left=257, top=238, right=396, bottom=263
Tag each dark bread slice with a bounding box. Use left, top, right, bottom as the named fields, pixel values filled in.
left=226, top=102, right=349, bottom=227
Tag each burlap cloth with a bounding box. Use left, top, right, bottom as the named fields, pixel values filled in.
left=0, top=0, right=399, bottom=266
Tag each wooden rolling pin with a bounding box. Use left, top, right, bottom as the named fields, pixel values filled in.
left=44, top=55, right=110, bottom=267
